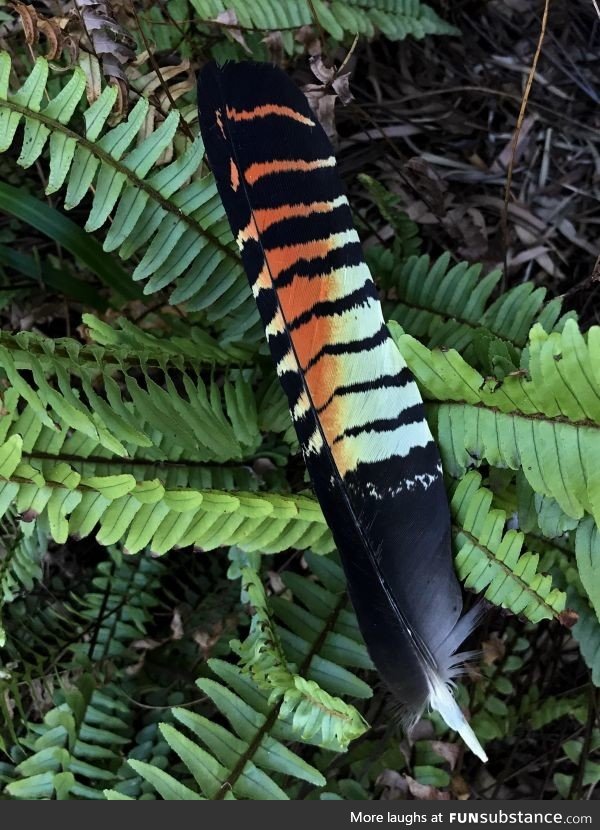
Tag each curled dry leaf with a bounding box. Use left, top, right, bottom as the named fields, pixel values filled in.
left=214, top=9, right=251, bottom=54
left=295, top=24, right=321, bottom=56
left=303, top=84, right=338, bottom=143
left=78, top=51, right=103, bottom=104
left=77, top=0, right=135, bottom=108
left=405, top=775, right=451, bottom=801
left=262, top=30, right=285, bottom=65
left=193, top=622, right=225, bottom=660
left=170, top=608, right=184, bottom=640
left=12, top=2, right=37, bottom=45
left=37, top=18, right=63, bottom=61
left=376, top=769, right=409, bottom=800
left=12, top=2, right=66, bottom=60
left=304, top=55, right=353, bottom=144
left=451, top=773, right=472, bottom=800
left=482, top=633, right=506, bottom=665
left=130, top=58, right=194, bottom=134
left=558, top=609, right=579, bottom=629
left=431, top=740, right=461, bottom=771
left=309, top=55, right=354, bottom=104
left=267, top=570, right=285, bottom=594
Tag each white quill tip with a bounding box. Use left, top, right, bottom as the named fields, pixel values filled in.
left=427, top=674, right=488, bottom=763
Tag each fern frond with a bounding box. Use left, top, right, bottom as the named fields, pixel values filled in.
left=192, top=0, right=457, bottom=49
left=393, top=319, right=600, bottom=525
left=71, top=549, right=166, bottom=663
left=359, top=173, right=422, bottom=261
left=0, top=432, right=333, bottom=553
left=519, top=689, right=587, bottom=730
left=0, top=327, right=263, bottom=466
left=452, top=473, right=565, bottom=622
left=383, top=253, right=575, bottom=361
left=0, top=520, right=46, bottom=646
left=232, top=565, right=369, bottom=750
left=517, top=473, right=579, bottom=540
left=82, top=313, right=245, bottom=367
left=107, top=553, right=370, bottom=800
left=0, top=52, right=259, bottom=342
left=4, top=676, right=132, bottom=799
left=575, top=517, right=600, bottom=625
left=554, top=734, right=600, bottom=798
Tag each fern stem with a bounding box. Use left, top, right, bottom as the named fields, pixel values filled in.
left=214, top=591, right=348, bottom=799
left=20, top=450, right=256, bottom=472
left=432, top=401, right=600, bottom=432
left=87, top=557, right=117, bottom=661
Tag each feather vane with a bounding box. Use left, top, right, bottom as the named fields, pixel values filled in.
left=197, top=61, right=486, bottom=762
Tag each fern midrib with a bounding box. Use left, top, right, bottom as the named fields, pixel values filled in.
left=19, top=450, right=257, bottom=473
left=0, top=336, right=224, bottom=373
left=389, top=296, right=525, bottom=350
left=213, top=591, right=348, bottom=800
left=2, top=99, right=239, bottom=266
left=87, top=558, right=120, bottom=661
left=0, top=522, right=21, bottom=588
left=428, top=400, right=600, bottom=431
left=453, top=524, right=559, bottom=617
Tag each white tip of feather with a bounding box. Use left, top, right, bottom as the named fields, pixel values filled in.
left=427, top=674, right=488, bottom=763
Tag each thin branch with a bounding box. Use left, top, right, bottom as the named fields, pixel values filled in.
left=501, top=0, right=551, bottom=283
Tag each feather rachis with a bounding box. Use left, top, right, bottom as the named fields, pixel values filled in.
left=197, top=61, right=486, bottom=761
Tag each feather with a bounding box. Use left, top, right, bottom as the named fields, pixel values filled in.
left=197, top=60, right=487, bottom=762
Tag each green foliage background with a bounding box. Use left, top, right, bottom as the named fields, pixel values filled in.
left=0, top=0, right=597, bottom=801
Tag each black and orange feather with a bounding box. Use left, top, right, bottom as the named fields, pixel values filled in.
left=197, top=61, right=486, bottom=761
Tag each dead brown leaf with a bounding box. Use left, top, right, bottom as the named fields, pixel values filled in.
left=262, top=30, right=285, bottom=64
left=451, top=773, right=472, bottom=800
left=12, top=2, right=37, bottom=45
left=37, top=18, right=62, bottom=61
left=303, top=84, right=338, bottom=142
left=214, top=10, right=251, bottom=54
left=170, top=608, right=184, bottom=640
left=267, top=570, right=285, bottom=594
left=12, top=2, right=66, bottom=60
left=558, top=609, right=579, bottom=629
left=376, top=769, right=409, bottom=800
left=405, top=775, right=450, bottom=800
left=295, top=25, right=321, bottom=56
left=482, top=633, right=506, bottom=665
left=303, top=55, right=354, bottom=143
left=193, top=622, right=225, bottom=659
left=431, top=740, right=460, bottom=771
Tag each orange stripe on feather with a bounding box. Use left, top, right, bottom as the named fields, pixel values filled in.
left=244, top=157, right=336, bottom=186
left=230, top=158, right=240, bottom=191
left=236, top=198, right=346, bottom=251
left=303, top=351, right=345, bottom=423
left=290, top=313, right=332, bottom=370
left=277, top=275, right=327, bottom=330
left=215, top=108, right=226, bottom=140
left=253, top=198, right=345, bottom=233
left=226, top=104, right=315, bottom=126
left=236, top=216, right=259, bottom=248
left=264, top=238, right=332, bottom=279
